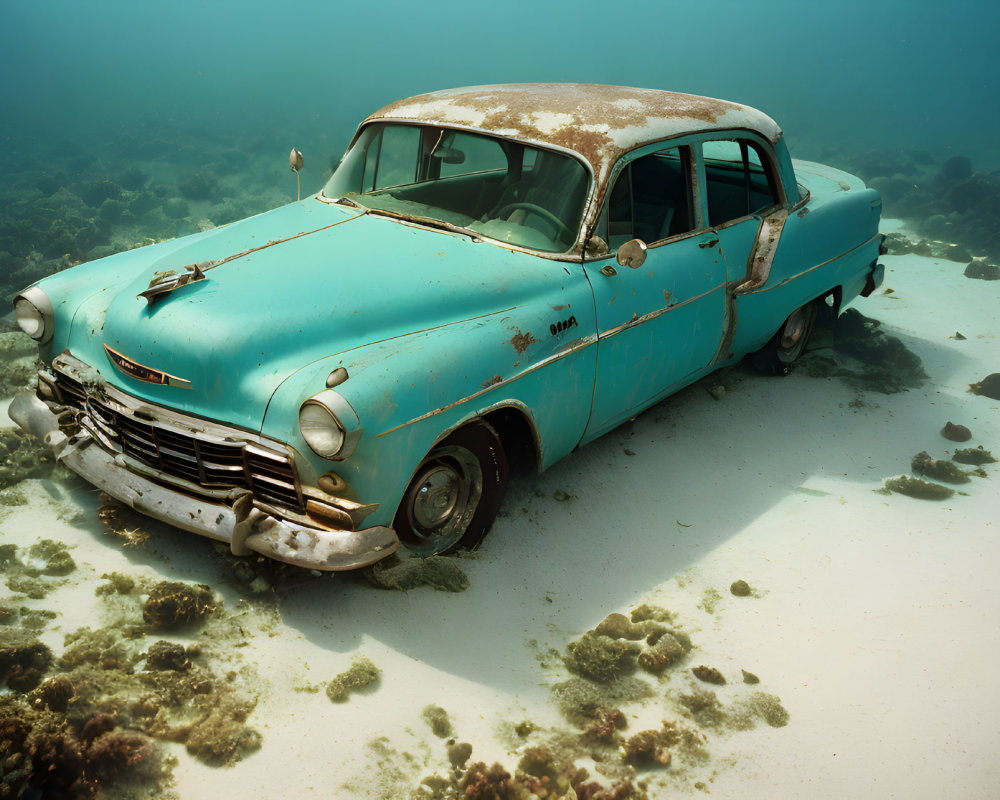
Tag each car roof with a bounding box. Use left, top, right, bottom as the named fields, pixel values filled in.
left=365, top=83, right=783, bottom=185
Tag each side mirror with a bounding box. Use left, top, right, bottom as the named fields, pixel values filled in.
left=616, top=238, right=647, bottom=269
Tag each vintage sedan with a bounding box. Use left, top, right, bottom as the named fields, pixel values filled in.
left=11, top=84, right=884, bottom=570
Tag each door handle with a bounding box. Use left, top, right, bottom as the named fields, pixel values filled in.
left=699, top=238, right=720, bottom=249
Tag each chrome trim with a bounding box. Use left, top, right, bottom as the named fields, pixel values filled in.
left=9, top=390, right=398, bottom=571
left=104, top=344, right=192, bottom=389
left=14, top=285, right=54, bottom=344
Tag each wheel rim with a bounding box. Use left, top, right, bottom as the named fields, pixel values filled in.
left=777, top=304, right=816, bottom=363
left=402, top=445, right=483, bottom=554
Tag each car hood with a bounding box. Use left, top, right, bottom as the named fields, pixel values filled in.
left=66, top=198, right=545, bottom=432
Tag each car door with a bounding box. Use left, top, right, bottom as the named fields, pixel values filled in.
left=581, top=144, right=728, bottom=441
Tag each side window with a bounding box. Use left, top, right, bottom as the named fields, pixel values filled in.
left=702, top=139, right=779, bottom=227
left=607, top=146, right=694, bottom=250
left=362, top=125, right=421, bottom=191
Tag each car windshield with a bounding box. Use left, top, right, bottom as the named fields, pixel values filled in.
left=322, top=123, right=589, bottom=253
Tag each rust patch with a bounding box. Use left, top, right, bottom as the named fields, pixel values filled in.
left=482, top=375, right=503, bottom=388
left=508, top=329, right=538, bottom=355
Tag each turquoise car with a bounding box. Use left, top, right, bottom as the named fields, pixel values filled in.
left=11, top=84, right=884, bottom=571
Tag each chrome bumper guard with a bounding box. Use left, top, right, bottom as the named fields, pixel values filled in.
left=10, top=391, right=398, bottom=571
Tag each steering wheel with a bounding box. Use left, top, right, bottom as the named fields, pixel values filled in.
left=496, top=202, right=573, bottom=241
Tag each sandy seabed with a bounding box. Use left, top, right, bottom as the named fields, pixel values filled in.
left=1, top=219, right=998, bottom=799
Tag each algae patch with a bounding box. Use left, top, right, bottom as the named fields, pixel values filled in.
left=326, top=656, right=380, bottom=703
left=883, top=475, right=955, bottom=500
left=362, top=553, right=469, bottom=592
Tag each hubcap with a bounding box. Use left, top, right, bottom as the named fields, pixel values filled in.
left=412, top=465, right=463, bottom=530
left=403, top=445, right=483, bottom=553
left=779, top=308, right=808, bottom=350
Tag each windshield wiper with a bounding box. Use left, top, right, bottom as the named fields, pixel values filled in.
left=364, top=208, right=481, bottom=241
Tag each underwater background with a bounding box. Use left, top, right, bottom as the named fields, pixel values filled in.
left=2, top=2, right=1000, bottom=798
left=1, top=0, right=999, bottom=300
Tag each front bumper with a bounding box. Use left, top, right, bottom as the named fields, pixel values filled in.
left=10, top=391, right=398, bottom=571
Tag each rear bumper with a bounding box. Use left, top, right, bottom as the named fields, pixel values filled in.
left=860, top=259, right=885, bottom=297
left=9, top=391, right=398, bottom=571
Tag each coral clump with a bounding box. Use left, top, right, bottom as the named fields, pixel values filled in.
left=182, top=695, right=263, bottom=766
left=564, top=633, right=640, bottom=682
left=583, top=707, right=627, bottom=742
left=883, top=475, right=955, bottom=500
left=326, top=656, right=380, bottom=702
left=691, top=666, right=726, bottom=685
left=911, top=451, right=971, bottom=483
left=637, top=632, right=688, bottom=675
left=969, top=373, right=1000, bottom=399
left=144, top=641, right=192, bottom=672
left=30, top=675, right=75, bottom=712
left=594, top=612, right=647, bottom=640
left=0, top=428, right=54, bottom=489
left=142, top=581, right=216, bottom=630
left=1, top=638, right=55, bottom=692
left=457, top=761, right=515, bottom=799
left=729, top=579, right=752, bottom=597
left=0, top=702, right=164, bottom=799
left=551, top=676, right=652, bottom=729
left=953, top=446, right=997, bottom=465
left=447, top=740, right=473, bottom=768
left=941, top=421, right=972, bottom=442
left=629, top=604, right=674, bottom=624
left=27, top=540, right=76, bottom=576
left=622, top=728, right=673, bottom=767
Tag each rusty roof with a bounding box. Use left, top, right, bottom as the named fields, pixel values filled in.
left=365, top=83, right=783, bottom=185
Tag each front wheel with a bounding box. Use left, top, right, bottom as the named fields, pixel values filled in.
left=394, top=422, right=508, bottom=557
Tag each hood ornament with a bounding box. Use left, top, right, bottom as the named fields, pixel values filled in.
left=138, top=261, right=212, bottom=306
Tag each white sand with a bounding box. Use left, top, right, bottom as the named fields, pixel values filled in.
left=1, top=230, right=998, bottom=798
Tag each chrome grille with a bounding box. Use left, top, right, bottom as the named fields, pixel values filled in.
left=51, top=370, right=302, bottom=511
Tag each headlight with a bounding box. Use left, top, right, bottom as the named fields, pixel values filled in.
left=14, top=286, right=54, bottom=343
left=299, top=401, right=346, bottom=458
left=298, top=388, right=364, bottom=461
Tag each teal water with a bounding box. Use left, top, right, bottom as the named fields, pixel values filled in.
left=2, top=0, right=997, bottom=170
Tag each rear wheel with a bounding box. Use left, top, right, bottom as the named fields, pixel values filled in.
left=752, top=300, right=818, bottom=375
left=394, top=422, right=508, bottom=557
